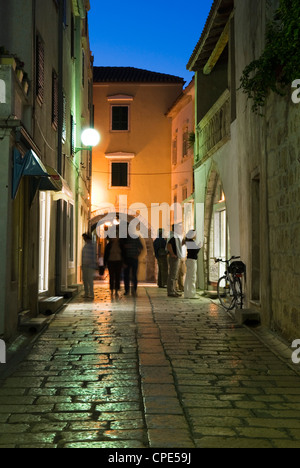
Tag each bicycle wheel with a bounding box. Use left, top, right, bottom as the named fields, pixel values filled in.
left=233, top=276, right=243, bottom=309
left=217, top=276, right=236, bottom=311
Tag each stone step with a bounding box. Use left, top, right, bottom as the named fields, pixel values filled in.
left=69, top=284, right=83, bottom=292
left=19, top=317, right=49, bottom=334
left=38, top=296, right=64, bottom=316
left=234, top=308, right=261, bottom=326
left=18, top=310, right=31, bottom=325
left=61, top=288, right=78, bottom=299
left=205, top=290, right=218, bottom=299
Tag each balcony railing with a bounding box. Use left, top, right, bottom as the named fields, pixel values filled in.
left=195, top=89, right=231, bottom=163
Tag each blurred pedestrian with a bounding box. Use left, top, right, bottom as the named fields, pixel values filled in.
left=167, top=223, right=184, bottom=297
left=184, top=230, right=202, bottom=299
left=122, top=229, right=143, bottom=297
left=82, top=233, right=97, bottom=300
left=177, top=242, right=187, bottom=292
left=104, top=229, right=125, bottom=300
left=153, top=229, right=168, bottom=288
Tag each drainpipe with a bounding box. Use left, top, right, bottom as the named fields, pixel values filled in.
left=55, top=0, right=64, bottom=296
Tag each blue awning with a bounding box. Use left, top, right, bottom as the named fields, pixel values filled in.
left=12, top=149, right=66, bottom=202
left=13, top=149, right=48, bottom=199
left=23, top=150, right=48, bottom=177
left=12, top=148, right=74, bottom=203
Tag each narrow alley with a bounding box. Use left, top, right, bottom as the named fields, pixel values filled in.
left=0, top=284, right=300, bottom=449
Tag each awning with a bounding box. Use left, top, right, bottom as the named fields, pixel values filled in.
left=39, top=165, right=63, bottom=192
left=52, top=177, right=74, bottom=203
left=13, top=148, right=47, bottom=199
left=12, top=149, right=73, bottom=203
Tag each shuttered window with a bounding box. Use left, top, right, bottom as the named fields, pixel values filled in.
left=182, top=126, right=189, bottom=158
left=172, top=137, right=178, bottom=166
left=36, top=35, right=45, bottom=105
left=111, top=106, right=129, bottom=131
left=52, top=70, right=58, bottom=130
left=62, top=93, right=67, bottom=143
left=70, top=114, right=75, bottom=157
left=111, top=162, right=129, bottom=187
left=71, top=15, right=75, bottom=59
left=82, top=49, right=85, bottom=87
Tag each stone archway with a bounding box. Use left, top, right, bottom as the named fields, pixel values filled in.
left=90, top=211, right=156, bottom=283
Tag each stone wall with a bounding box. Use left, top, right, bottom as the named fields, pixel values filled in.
left=266, top=92, right=300, bottom=340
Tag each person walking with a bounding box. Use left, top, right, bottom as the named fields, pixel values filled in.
left=177, top=242, right=187, bottom=292
left=153, top=229, right=168, bottom=288
left=82, top=233, right=97, bottom=300
left=167, top=223, right=184, bottom=297
left=184, top=230, right=202, bottom=299
left=104, top=230, right=125, bottom=300
left=122, top=231, right=143, bottom=297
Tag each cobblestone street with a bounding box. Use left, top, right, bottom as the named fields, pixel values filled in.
left=1, top=284, right=300, bottom=448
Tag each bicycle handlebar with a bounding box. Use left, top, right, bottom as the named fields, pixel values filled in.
left=215, top=256, right=241, bottom=264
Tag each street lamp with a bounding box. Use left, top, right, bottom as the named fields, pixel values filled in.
left=75, top=128, right=101, bottom=153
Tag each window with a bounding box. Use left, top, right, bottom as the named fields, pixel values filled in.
left=82, top=49, right=85, bottom=87
left=111, top=106, right=129, bottom=131
left=182, top=126, right=189, bottom=158
left=68, top=203, right=74, bottom=264
left=70, top=114, right=75, bottom=157
left=53, top=0, right=67, bottom=26
left=71, top=14, right=75, bottom=59
left=62, top=93, right=67, bottom=143
left=111, top=162, right=129, bottom=187
left=63, top=0, right=67, bottom=27
left=52, top=70, right=58, bottom=130
left=36, top=35, right=45, bottom=104
left=172, top=136, right=178, bottom=166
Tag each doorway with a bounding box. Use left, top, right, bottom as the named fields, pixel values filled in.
left=39, top=191, right=51, bottom=293
left=11, top=178, right=28, bottom=312
left=251, top=174, right=261, bottom=302
left=203, top=170, right=230, bottom=290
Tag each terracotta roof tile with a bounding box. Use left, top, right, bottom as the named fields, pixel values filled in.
left=93, top=66, right=185, bottom=84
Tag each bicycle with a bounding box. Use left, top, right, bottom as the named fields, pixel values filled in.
left=215, top=256, right=246, bottom=311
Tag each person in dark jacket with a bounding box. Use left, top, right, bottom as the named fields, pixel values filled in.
left=122, top=232, right=143, bottom=297
left=153, top=229, right=168, bottom=288
left=82, top=233, right=97, bottom=300
left=104, top=231, right=126, bottom=300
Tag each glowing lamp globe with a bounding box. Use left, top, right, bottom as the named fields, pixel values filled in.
left=81, top=129, right=101, bottom=148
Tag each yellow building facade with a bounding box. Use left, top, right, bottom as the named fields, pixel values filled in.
left=92, top=67, right=184, bottom=281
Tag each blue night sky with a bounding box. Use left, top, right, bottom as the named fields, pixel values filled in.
left=88, top=0, right=214, bottom=86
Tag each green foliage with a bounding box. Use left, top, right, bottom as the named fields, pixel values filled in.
left=188, top=131, right=195, bottom=149
left=239, top=0, right=300, bottom=113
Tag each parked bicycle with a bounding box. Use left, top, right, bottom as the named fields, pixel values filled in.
left=215, top=256, right=246, bottom=311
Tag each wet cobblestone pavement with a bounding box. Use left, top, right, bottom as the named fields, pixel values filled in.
left=1, top=284, right=300, bottom=448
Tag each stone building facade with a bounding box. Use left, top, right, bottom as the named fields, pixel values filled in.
left=167, top=78, right=195, bottom=233
left=91, top=67, right=184, bottom=282
left=188, top=0, right=300, bottom=340
left=0, top=0, right=93, bottom=339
